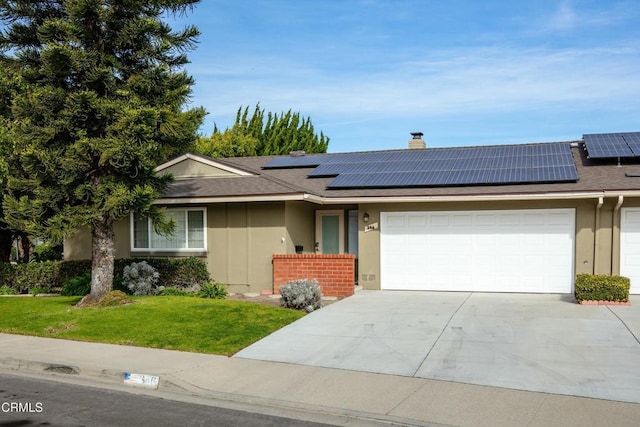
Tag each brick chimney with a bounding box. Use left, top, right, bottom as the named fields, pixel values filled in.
left=408, top=132, right=426, bottom=149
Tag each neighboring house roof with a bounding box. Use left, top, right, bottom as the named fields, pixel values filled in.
left=156, top=135, right=640, bottom=204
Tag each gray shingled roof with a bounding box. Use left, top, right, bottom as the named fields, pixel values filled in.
left=161, top=142, right=640, bottom=200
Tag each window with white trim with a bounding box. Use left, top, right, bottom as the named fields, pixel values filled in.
left=132, top=208, right=206, bottom=251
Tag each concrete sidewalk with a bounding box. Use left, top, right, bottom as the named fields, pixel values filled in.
left=1, top=333, right=639, bottom=426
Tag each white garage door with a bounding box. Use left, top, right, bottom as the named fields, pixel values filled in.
left=620, top=208, right=640, bottom=294
left=380, top=209, right=575, bottom=293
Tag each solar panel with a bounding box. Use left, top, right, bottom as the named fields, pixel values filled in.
left=621, top=132, right=640, bottom=155
left=445, top=169, right=490, bottom=185
left=264, top=142, right=578, bottom=188
left=262, top=155, right=326, bottom=168
left=583, top=133, right=635, bottom=158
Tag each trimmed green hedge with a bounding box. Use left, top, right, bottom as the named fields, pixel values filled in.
left=0, top=257, right=210, bottom=294
left=575, top=274, right=630, bottom=302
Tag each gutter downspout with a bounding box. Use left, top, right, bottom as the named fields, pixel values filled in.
left=612, top=195, right=624, bottom=275
left=594, top=197, right=604, bottom=274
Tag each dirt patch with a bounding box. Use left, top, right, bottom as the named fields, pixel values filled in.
left=226, top=293, right=283, bottom=307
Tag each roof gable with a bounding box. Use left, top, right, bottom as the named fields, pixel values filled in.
left=156, top=153, right=254, bottom=179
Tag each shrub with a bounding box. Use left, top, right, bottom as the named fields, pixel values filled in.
left=198, top=282, right=228, bottom=299
left=12, top=262, right=62, bottom=294
left=158, top=287, right=194, bottom=297
left=0, top=284, right=17, bottom=295
left=59, top=260, right=92, bottom=284
left=169, top=257, right=211, bottom=291
left=0, top=262, right=14, bottom=287
left=280, top=279, right=322, bottom=313
left=32, top=243, right=63, bottom=262
left=575, top=274, right=630, bottom=303
left=61, top=273, right=92, bottom=296
left=123, top=261, right=161, bottom=295
left=0, top=257, right=209, bottom=295
left=114, top=257, right=209, bottom=291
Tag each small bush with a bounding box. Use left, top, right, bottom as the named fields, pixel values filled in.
left=198, top=282, right=228, bottom=299
left=158, top=287, right=194, bottom=297
left=169, top=257, right=211, bottom=291
left=575, top=274, right=630, bottom=302
left=280, top=279, right=322, bottom=313
left=12, top=262, right=61, bottom=293
left=123, top=261, right=160, bottom=295
left=61, top=273, right=92, bottom=296
left=0, top=284, right=17, bottom=295
left=29, top=286, right=49, bottom=296
left=0, top=263, right=14, bottom=288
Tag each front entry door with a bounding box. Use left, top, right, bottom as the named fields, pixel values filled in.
left=315, top=210, right=344, bottom=254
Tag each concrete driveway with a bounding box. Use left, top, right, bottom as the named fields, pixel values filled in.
left=234, top=291, right=640, bottom=404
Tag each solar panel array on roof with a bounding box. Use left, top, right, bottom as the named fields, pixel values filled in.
left=583, top=132, right=640, bottom=158
left=262, top=154, right=326, bottom=168
left=262, top=142, right=578, bottom=189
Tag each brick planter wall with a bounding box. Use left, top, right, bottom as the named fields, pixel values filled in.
left=273, top=254, right=356, bottom=297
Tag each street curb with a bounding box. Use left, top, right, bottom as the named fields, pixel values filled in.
left=0, top=356, right=438, bottom=427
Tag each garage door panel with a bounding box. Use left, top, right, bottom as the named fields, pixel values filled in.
left=523, top=213, right=545, bottom=225
left=407, top=214, right=426, bottom=227
left=381, top=209, right=575, bottom=293
left=620, top=208, right=640, bottom=294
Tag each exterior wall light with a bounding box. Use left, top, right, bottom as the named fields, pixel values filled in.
left=363, top=212, right=370, bottom=223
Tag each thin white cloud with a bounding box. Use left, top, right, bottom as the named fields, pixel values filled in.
left=531, top=0, right=638, bottom=35
left=190, top=44, right=640, bottom=131
left=547, top=0, right=578, bottom=32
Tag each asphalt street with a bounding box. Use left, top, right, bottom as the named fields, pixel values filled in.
left=0, top=373, right=336, bottom=427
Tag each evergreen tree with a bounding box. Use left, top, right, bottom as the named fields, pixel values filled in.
left=0, top=59, right=23, bottom=262
left=0, top=1, right=205, bottom=304
left=196, top=104, right=329, bottom=158
left=0, top=67, right=12, bottom=262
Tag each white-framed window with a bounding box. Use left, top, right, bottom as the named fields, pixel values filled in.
left=131, top=208, right=207, bottom=251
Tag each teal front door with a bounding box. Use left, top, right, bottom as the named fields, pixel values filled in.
left=315, top=210, right=344, bottom=254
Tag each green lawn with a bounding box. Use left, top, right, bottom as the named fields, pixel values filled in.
left=0, top=296, right=304, bottom=355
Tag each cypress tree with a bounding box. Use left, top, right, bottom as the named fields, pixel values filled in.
left=0, top=1, right=205, bottom=304
left=197, top=104, right=329, bottom=158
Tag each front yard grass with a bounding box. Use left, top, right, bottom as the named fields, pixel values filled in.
left=0, top=296, right=304, bottom=355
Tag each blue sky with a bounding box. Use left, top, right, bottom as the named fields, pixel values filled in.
left=174, top=0, right=640, bottom=152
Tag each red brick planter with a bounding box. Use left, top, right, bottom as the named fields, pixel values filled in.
left=272, top=254, right=356, bottom=297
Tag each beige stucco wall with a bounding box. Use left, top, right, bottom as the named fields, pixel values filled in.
left=64, top=203, right=288, bottom=293
left=63, top=227, right=92, bottom=260
left=284, top=201, right=315, bottom=254
left=159, top=158, right=236, bottom=178
left=357, top=199, right=603, bottom=291
left=63, top=195, right=640, bottom=293
left=207, top=202, right=286, bottom=293
left=63, top=218, right=131, bottom=261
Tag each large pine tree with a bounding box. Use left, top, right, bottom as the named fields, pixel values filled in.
left=0, top=1, right=205, bottom=304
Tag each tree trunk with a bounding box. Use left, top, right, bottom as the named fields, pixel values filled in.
left=78, top=219, right=114, bottom=306
left=19, top=234, right=30, bottom=263
left=0, top=228, right=11, bottom=263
